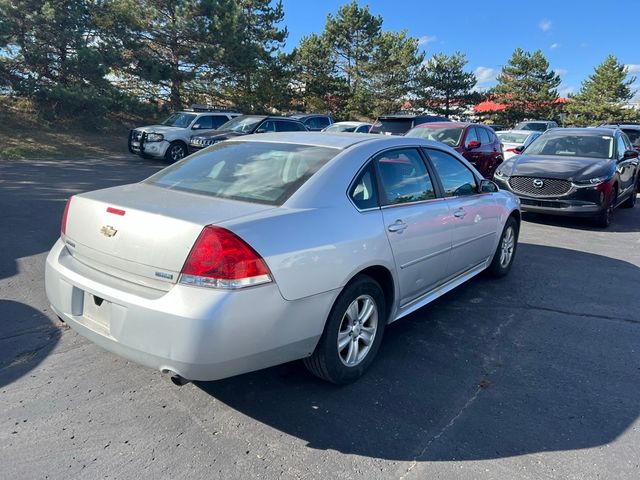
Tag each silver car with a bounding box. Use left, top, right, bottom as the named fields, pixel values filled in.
left=45, top=133, right=520, bottom=384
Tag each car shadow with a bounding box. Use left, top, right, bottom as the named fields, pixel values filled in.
left=0, top=156, right=163, bottom=281
left=0, top=300, right=62, bottom=388
left=196, top=243, right=640, bottom=462
left=522, top=194, right=640, bottom=232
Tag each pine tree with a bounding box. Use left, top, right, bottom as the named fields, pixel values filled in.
left=416, top=52, right=478, bottom=118
left=564, top=55, right=638, bottom=126
left=494, top=48, right=561, bottom=124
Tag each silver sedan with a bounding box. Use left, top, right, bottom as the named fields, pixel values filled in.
left=45, top=133, right=520, bottom=384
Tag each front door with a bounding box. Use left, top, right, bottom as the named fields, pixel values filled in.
left=374, top=148, right=453, bottom=305
left=424, top=148, right=500, bottom=276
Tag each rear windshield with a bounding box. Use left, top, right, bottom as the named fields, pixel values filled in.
left=405, top=126, right=463, bottom=147
left=162, top=113, right=197, bottom=128
left=525, top=134, right=614, bottom=159
left=370, top=118, right=413, bottom=135
left=496, top=132, right=530, bottom=144
left=146, top=141, right=338, bottom=205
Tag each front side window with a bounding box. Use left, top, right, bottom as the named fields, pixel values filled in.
left=426, top=148, right=477, bottom=197
left=478, top=127, right=491, bottom=145
left=147, top=142, right=338, bottom=205
left=258, top=120, right=277, bottom=132
left=622, top=129, right=640, bottom=146
left=276, top=121, right=305, bottom=132
left=375, top=149, right=436, bottom=205
left=194, top=116, right=214, bottom=129
left=464, top=127, right=479, bottom=147
left=617, top=134, right=628, bottom=159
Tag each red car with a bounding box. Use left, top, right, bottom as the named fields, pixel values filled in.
left=405, top=122, right=504, bottom=177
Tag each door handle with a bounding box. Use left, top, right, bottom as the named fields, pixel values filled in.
left=387, top=220, right=407, bottom=233
left=453, top=208, right=466, bottom=219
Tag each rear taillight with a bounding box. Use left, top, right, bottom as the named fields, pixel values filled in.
left=179, top=226, right=272, bottom=289
left=506, top=148, right=519, bottom=154
left=61, top=197, right=73, bottom=236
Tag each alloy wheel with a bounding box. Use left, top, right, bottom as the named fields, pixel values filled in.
left=337, top=295, right=378, bottom=367
left=499, top=226, right=515, bottom=268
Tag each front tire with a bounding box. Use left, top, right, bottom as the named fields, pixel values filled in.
left=486, top=216, right=519, bottom=277
left=621, top=181, right=637, bottom=208
left=593, top=188, right=617, bottom=228
left=164, top=141, right=187, bottom=162
left=304, top=275, right=386, bottom=384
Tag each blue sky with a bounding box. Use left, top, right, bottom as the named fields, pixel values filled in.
left=279, top=0, right=640, bottom=100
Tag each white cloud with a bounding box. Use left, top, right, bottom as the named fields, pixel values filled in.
left=550, top=43, right=559, bottom=49
left=474, top=66, right=497, bottom=85
left=554, top=68, right=568, bottom=77
left=538, top=19, right=552, bottom=32
left=417, top=35, right=437, bottom=46
left=558, top=85, right=575, bottom=97
left=625, top=64, right=640, bottom=74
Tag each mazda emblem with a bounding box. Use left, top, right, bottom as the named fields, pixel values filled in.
left=532, top=179, right=544, bottom=189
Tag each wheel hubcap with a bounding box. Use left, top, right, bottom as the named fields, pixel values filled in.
left=499, top=226, right=515, bottom=268
left=337, top=295, right=378, bottom=367
left=171, top=146, right=184, bottom=161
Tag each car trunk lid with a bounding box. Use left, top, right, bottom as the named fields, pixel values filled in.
left=63, top=183, right=275, bottom=290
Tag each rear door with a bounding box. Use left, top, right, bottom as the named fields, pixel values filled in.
left=424, top=148, right=499, bottom=277
left=375, top=148, right=452, bottom=305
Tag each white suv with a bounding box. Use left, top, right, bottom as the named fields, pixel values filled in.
left=128, top=110, right=240, bottom=161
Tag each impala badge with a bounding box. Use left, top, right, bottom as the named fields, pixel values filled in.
left=100, top=225, right=118, bottom=238
left=532, top=179, right=544, bottom=189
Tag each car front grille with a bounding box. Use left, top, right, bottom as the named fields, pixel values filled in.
left=131, top=130, right=143, bottom=141
left=190, top=137, right=211, bottom=147
left=508, top=176, right=572, bottom=197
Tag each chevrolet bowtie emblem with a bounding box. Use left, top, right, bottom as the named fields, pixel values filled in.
left=100, top=225, right=118, bottom=238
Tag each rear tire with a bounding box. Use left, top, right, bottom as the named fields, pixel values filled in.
left=304, top=275, right=386, bottom=384
left=486, top=216, right=519, bottom=277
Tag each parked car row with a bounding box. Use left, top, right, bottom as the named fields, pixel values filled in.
left=128, top=108, right=334, bottom=162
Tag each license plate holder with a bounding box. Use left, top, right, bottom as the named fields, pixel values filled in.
left=82, top=292, right=112, bottom=335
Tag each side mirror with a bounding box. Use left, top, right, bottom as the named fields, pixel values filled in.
left=623, top=149, right=639, bottom=160
left=479, top=179, right=499, bottom=193
left=466, top=140, right=481, bottom=150
left=191, top=124, right=201, bottom=130
left=515, top=145, right=525, bottom=153
left=255, top=128, right=268, bottom=134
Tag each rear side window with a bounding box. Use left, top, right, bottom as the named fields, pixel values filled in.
left=276, top=121, right=305, bottom=132
left=375, top=149, right=436, bottom=205
left=350, top=164, right=378, bottom=210
left=425, top=148, right=477, bottom=197
left=622, top=129, right=640, bottom=145
left=147, top=142, right=337, bottom=205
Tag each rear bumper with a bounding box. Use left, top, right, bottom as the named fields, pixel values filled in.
left=45, top=239, right=332, bottom=381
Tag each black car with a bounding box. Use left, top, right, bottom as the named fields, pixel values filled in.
left=369, top=113, right=450, bottom=135
left=189, top=115, right=307, bottom=152
left=287, top=114, right=333, bottom=131
left=493, top=128, right=639, bottom=228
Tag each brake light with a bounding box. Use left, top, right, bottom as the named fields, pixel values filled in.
left=107, top=207, right=126, bottom=216
left=179, top=226, right=272, bottom=289
left=61, top=197, right=73, bottom=236
left=506, top=148, right=519, bottom=154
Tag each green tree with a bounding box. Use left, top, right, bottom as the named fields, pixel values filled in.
left=416, top=52, right=478, bottom=117
left=494, top=48, right=561, bottom=124
left=564, top=55, right=638, bottom=126
left=0, top=0, right=131, bottom=117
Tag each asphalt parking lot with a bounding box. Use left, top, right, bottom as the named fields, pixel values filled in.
left=1, top=155, right=639, bottom=480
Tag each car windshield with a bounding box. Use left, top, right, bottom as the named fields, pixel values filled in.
left=496, top=132, right=530, bottom=144
left=161, top=113, right=197, bottom=128
left=370, top=118, right=413, bottom=135
left=515, top=122, right=548, bottom=132
left=217, top=116, right=265, bottom=133
left=146, top=141, right=338, bottom=205
left=325, top=124, right=357, bottom=132
left=405, top=126, right=464, bottom=146
left=524, top=134, right=614, bottom=159
left=622, top=129, right=640, bottom=145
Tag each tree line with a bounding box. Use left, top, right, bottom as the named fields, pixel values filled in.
left=0, top=0, right=637, bottom=126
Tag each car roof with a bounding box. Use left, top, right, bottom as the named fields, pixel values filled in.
left=289, top=113, right=331, bottom=119
left=601, top=124, right=640, bottom=129
left=413, top=121, right=480, bottom=128
left=331, top=121, right=370, bottom=126
left=517, top=120, right=555, bottom=123
left=547, top=127, right=618, bottom=136
left=223, top=131, right=450, bottom=150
